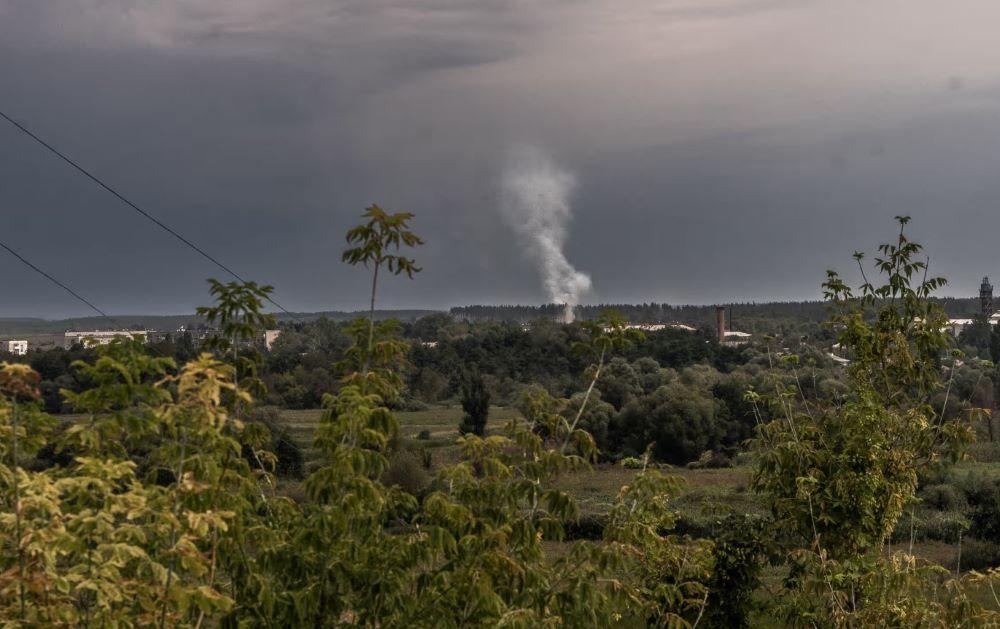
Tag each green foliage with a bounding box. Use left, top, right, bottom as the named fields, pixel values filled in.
left=564, top=389, right=615, bottom=447
left=754, top=217, right=969, bottom=559
left=342, top=204, right=423, bottom=375
left=603, top=456, right=714, bottom=625
left=706, top=514, right=771, bottom=628
left=0, top=355, right=259, bottom=626
left=195, top=278, right=276, bottom=400
left=12, top=212, right=1000, bottom=625
left=776, top=552, right=1000, bottom=625
left=61, top=338, right=174, bottom=459
left=614, top=379, right=725, bottom=464
left=564, top=309, right=642, bottom=455
left=244, top=405, right=304, bottom=478
left=341, top=204, right=423, bottom=279
left=751, top=217, right=999, bottom=623
left=457, top=369, right=490, bottom=436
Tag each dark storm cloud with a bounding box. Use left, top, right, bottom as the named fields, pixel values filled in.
left=2, top=0, right=1000, bottom=317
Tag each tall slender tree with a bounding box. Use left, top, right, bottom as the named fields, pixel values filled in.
left=342, top=204, right=423, bottom=373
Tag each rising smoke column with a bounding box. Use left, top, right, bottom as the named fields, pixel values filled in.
left=501, top=146, right=592, bottom=323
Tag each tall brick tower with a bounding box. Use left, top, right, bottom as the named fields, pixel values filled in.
left=981, top=276, right=994, bottom=316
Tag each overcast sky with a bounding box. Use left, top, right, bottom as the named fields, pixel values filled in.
left=2, top=0, right=1000, bottom=318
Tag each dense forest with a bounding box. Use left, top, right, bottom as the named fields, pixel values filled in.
left=2, top=211, right=1000, bottom=625
left=450, top=296, right=986, bottom=326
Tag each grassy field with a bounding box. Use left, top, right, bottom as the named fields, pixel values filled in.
left=280, top=403, right=1000, bottom=577
left=282, top=404, right=770, bottom=550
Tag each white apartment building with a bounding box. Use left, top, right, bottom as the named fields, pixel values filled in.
left=1, top=340, right=28, bottom=356
left=64, top=330, right=152, bottom=349
left=264, top=329, right=282, bottom=350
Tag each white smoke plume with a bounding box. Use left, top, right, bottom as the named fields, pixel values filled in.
left=501, top=146, right=592, bottom=323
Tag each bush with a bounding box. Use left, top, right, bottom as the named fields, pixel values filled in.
left=417, top=429, right=432, bottom=440
left=922, top=511, right=971, bottom=543
left=245, top=406, right=304, bottom=479
left=967, top=441, right=1000, bottom=463
left=707, top=514, right=771, bottom=628
left=392, top=396, right=429, bottom=412
left=919, top=483, right=967, bottom=512
left=620, top=456, right=645, bottom=469
left=970, top=489, right=1000, bottom=543
left=610, top=381, right=724, bottom=464
left=686, top=450, right=732, bottom=470
left=563, top=514, right=606, bottom=540
left=955, top=538, right=1000, bottom=572
left=382, top=451, right=431, bottom=497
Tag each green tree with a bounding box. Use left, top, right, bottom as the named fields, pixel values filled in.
left=195, top=278, right=276, bottom=406
left=568, top=309, right=643, bottom=453
left=0, top=355, right=247, bottom=626
left=959, top=312, right=992, bottom=356
left=751, top=216, right=996, bottom=624
left=342, top=204, right=423, bottom=374
left=458, top=369, right=490, bottom=436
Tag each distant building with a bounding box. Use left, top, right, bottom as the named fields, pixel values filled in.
left=619, top=322, right=700, bottom=333
left=944, top=276, right=1000, bottom=336
left=946, top=318, right=974, bottom=337
left=64, top=330, right=153, bottom=349
left=1, top=340, right=28, bottom=356
left=667, top=323, right=697, bottom=332
left=947, top=313, right=1000, bottom=337
left=827, top=352, right=850, bottom=366
left=716, top=305, right=751, bottom=345
left=263, top=329, right=282, bottom=350
left=625, top=323, right=668, bottom=332
left=983, top=277, right=994, bottom=316
left=722, top=331, right=752, bottom=345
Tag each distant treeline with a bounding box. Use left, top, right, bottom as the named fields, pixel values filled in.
left=4, top=298, right=982, bottom=337
left=0, top=309, right=439, bottom=336
left=451, top=297, right=984, bottom=326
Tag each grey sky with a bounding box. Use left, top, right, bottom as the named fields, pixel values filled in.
left=2, top=0, right=999, bottom=317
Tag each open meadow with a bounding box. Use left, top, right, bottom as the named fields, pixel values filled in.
left=280, top=404, right=1000, bottom=578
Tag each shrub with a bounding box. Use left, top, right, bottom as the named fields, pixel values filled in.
left=620, top=456, right=645, bottom=469
left=969, top=487, right=1000, bottom=543
left=392, top=396, right=429, bottom=412
left=922, top=511, right=971, bottom=543
left=382, top=451, right=431, bottom=497
left=955, top=538, right=1000, bottom=572
left=245, top=405, right=304, bottom=478
left=563, top=514, right=606, bottom=540
left=920, top=483, right=968, bottom=512
left=686, top=450, right=732, bottom=470
left=707, top=514, right=771, bottom=628
left=417, top=429, right=432, bottom=440
left=967, top=441, right=1000, bottom=463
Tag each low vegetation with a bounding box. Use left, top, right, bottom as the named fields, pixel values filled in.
left=2, top=213, right=1000, bottom=625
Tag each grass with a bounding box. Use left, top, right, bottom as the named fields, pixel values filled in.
left=280, top=403, right=995, bottom=576
left=282, top=404, right=764, bottom=531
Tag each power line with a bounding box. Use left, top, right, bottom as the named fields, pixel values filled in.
left=0, top=107, right=301, bottom=320
left=0, top=238, right=121, bottom=328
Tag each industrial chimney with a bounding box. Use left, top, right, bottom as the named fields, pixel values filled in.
left=715, top=306, right=726, bottom=343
